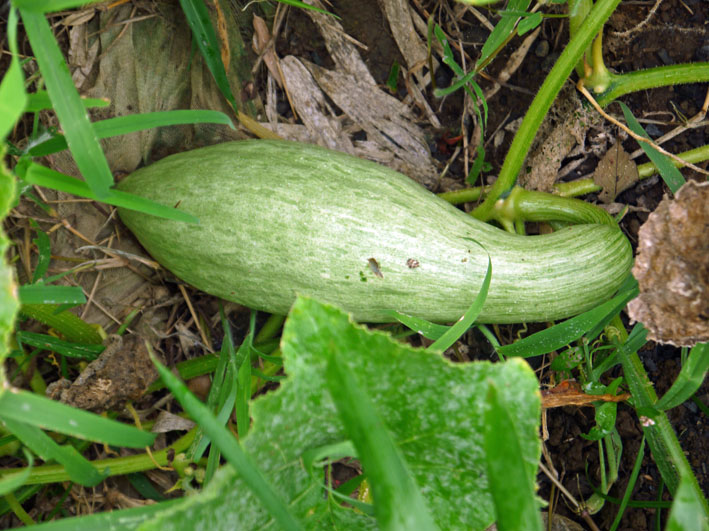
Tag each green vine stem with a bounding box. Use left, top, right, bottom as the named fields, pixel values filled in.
left=610, top=315, right=709, bottom=514
left=597, top=63, right=709, bottom=107
left=568, top=0, right=594, bottom=77
left=472, top=0, right=622, bottom=222
left=0, top=428, right=196, bottom=486
left=439, top=143, right=709, bottom=206
left=492, top=186, right=616, bottom=227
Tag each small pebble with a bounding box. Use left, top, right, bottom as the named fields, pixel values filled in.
left=644, top=123, right=663, bottom=138
left=657, top=48, right=673, bottom=65
left=535, top=40, right=550, bottom=58
left=541, top=52, right=560, bottom=72
left=696, top=44, right=709, bottom=62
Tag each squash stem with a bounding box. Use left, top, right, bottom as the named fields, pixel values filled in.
left=471, top=0, right=623, bottom=221
left=492, top=186, right=617, bottom=227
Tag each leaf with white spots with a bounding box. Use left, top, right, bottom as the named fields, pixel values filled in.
left=141, top=297, right=541, bottom=529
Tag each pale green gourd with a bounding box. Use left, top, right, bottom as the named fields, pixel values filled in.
left=116, top=140, right=632, bottom=323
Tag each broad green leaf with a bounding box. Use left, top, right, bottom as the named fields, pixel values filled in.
left=666, top=471, right=709, bottom=531
left=0, top=389, right=155, bottom=447
left=20, top=9, right=114, bottom=198
left=1, top=417, right=106, bottom=486
left=619, top=102, right=685, bottom=194
left=656, top=343, right=709, bottom=411
left=20, top=162, right=199, bottom=224
left=139, top=297, right=540, bottom=529
left=484, top=383, right=542, bottom=531
left=25, top=499, right=184, bottom=531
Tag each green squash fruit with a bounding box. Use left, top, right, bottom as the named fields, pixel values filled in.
left=116, top=140, right=632, bottom=323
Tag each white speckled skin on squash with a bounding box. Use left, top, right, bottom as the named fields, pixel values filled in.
left=116, top=140, right=632, bottom=323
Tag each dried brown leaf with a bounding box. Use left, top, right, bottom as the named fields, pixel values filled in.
left=593, top=143, right=640, bottom=203
left=305, top=61, right=437, bottom=187
left=521, top=86, right=601, bottom=192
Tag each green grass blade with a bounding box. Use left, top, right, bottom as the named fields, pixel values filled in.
left=609, top=436, right=646, bottom=531
left=477, top=0, right=531, bottom=67
left=517, top=12, right=542, bottom=35
left=0, top=9, right=27, bottom=141
left=150, top=351, right=303, bottom=531
left=592, top=323, right=647, bottom=381
left=484, top=380, right=542, bottom=531
left=29, top=110, right=234, bottom=157
left=473, top=0, right=623, bottom=220
left=29, top=220, right=51, bottom=282
left=21, top=162, right=199, bottom=224
left=127, top=473, right=167, bottom=502
left=0, top=389, right=155, bottom=447
left=20, top=9, right=114, bottom=198
left=325, top=353, right=438, bottom=530
left=274, top=0, right=336, bottom=16
left=429, top=255, right=491, bottom=352
left=619, top=350, right=708, bottom=514
left=178, top=0, right=237, bottom=108
left=18, top=285, right=86, bottom=305
left=19, top=304, right=102, bottom=345
left=16, top=331, right=103, bottom=360
left=188, top=308, right=235, bottom=463
left=0, top=430, right=194, bottom=487
left=666, top=471, right=709, bottom=531
left=0, top=451, right=32, bottom=496
left=1, top=417, right=105, bottom=486
left=619, top=102, right=685, bottom=194
left=385, top=311, right=449, bottom=340
left=12, top=0, right=105, bottom=12
left=25, top=91, right=108, bottom=112
left=498, top=285, right=636, bottom=358
left=655, top=343, right=709, bottom=411
left=236, top=337, right=253, bottom=440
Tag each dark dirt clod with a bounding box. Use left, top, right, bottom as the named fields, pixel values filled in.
left=627, top=180, right=709, bottom=346
left=46, top=334, right=159, bottom=413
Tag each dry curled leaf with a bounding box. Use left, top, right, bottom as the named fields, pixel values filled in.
left=627, top=180, right=709, bottom=346
left=541, top=380, right=629, bottom=409
left=593, top=143, right=640, bottom=203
